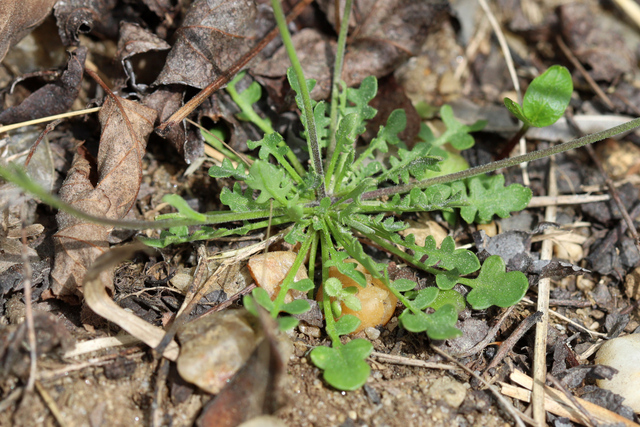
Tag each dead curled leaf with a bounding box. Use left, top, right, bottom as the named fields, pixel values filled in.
left=82, top=242, right=180, bottom=361
left=0, top=0, right=56, bottom=63
left=0, top=47, right=87, bottom=125
left=154, top=0, right=259, bottom=89
left=54, top=0, right=119, bottom=46
left=51, top=96, right=156, bottom=297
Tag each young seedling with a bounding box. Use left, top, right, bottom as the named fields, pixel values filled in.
left=501, top=65, right=573, bottom=157
left=1, top=0, right=640, bottom=392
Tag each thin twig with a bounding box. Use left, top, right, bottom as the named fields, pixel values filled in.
left=546, top=373, right=598, bottom=427
left=24, top=119, right=62, bottom=167
left=532, top=154, right=557, bottom=426
left=520, top=296, right=608, bottom=338
left=157, top=0, right=314, bottom=134
left=527, top=194, right=609, bottom=208
left=20, top=207, right=37, bottom=393
left=151, top=359, right=170, bottom=427
left=34, top=381, right=69, bottom=427
left=484, top=311, right=543, bottom=375
left=458, top=306, right=516, bottom=358
left=430, top=344, right=533, bottom=427
left=0, top=107, right=101, bottom=135
left=370, top=352, right=457, bottom=371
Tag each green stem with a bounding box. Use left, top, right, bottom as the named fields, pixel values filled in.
left=361, top=116, right=640, bottom=200
left=320, top=220, right=342, bottom=345
left=0, top=161, right=295, bottom=230
left=270, top=0, right=326, bottom=198
left=325, top=0, right=354, bottom=174
left=355, top=226, right=443, bottom=277
left=307, top=231, right=319, bottom=299
left=271, top=229, right=314, bottom=316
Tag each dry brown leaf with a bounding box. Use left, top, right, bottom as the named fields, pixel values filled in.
left=254, top=0, right=448, bottom=101
left=0, top=0, right=57, bottom=63
left=143, top=85, right=205, bottom=163
left=117, top=22, right=170, bottom=63
left=0, top=47, right=87, bottom=125
left=54, top=0, right=119, bottom=46
left=51, top=96, right=157, bottom=296
left=154, top=0, right=259, bottom=89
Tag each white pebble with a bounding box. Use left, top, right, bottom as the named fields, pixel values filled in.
left=595, top=334, right=640, bottom=413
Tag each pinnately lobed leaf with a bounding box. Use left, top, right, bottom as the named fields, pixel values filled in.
left=460, top=174, right=532, bottom=224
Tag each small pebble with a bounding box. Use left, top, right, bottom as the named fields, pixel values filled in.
left=595, top=333, right=640, bottom=413
left=364, top=327, right=381, bottom=340
left=299, top=324, right=321, bottom=338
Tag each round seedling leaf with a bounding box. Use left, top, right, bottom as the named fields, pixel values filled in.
left=335, top=314, right=361, bottom=336
left=398, top=310, right=429, bottom=332
left=251, top=287, right=274, bottom=312
left=423, top=304, right=463, bottom=340
left=391, top=278, right=417, bottom=292
left=522, top=65, right=573, bottom=128
left=277, top=316, right=299, bottom=331
left=291, top=278, right=315, bottom=292
left=310, top=339, right=373, bottom=390
left=411, top=287, right=439, bottom=310
left=464, top=255, right=529, bottom=310
left=282, top=299, right=311, bottom=315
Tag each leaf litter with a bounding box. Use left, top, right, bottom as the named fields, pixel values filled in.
left=1, top=0, right=640, bottom=426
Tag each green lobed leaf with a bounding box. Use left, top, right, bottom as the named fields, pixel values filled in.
left=244, top=160, right=295, bottom=205
left=398, top=304, right=461, bottom=340
left=439, top=104, right=486, bottom=150
left=310, top=339, right=373, bottom=390
left=324, top=249, right=367, bottom=287
left=247, top=132, right=288, bottom=161
left=208, top=158, right=249, bottom=180
left=345, top=76, right=377, bottom=134
left=462, top=255, right=529, bottom=310
left=415, top=236, right=480, bottom=275
left=522, top=65, right=573, bottom=128
left=409, top=287, right=439, bottom=310
left=459, top=174, right=532, bottom=224
left=219, top=182, right=267, bottom=212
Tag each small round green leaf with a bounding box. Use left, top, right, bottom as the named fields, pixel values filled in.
left=310, top=339, right=373, bottom=390
left=464, top=255, right=529, bottom=310
left=291, top=278, right=315, bottom=293
left=428, top=289, right=466, bottom=313
left=277, top=316, right=299, bottom=331
left=282, top=299, right=311, bottom=315
left=391, top=278, right=417, bottom=292
left=522, top=65, right=573, bottom=128
left=335, top=315, right=361, bottom=336
left=252, top=287, right=274, bottom=312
